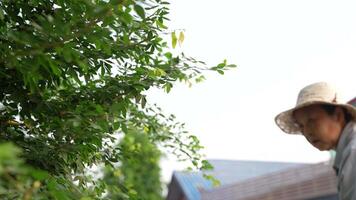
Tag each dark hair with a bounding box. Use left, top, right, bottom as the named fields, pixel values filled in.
left=321, top=104, right=352, bottom=123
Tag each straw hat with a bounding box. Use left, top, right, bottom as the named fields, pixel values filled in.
left=275, top=82, right=356, bottom=134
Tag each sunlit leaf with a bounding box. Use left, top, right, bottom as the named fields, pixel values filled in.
left=178, top=31, right=185, bottom=45
left=171, top=31, right=177, bottom=48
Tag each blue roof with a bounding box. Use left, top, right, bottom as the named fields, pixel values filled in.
left=174, top=171, right=213, bottom=200
left=173, top=159, right=309, bottom=200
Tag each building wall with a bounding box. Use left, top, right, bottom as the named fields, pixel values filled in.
left=201, top=162, right=338, bottom=200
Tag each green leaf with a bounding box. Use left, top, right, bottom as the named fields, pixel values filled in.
left=195, top=75, right=205, bottom=83
left=171, top=31, right=177, bottom=49
left=164, top=83, right=172, bottom=93
left=134, top=5, right=145, bottom=19
left=164, top=52, right=172, bottom=59
left=217, top=60, right=226, bottom=68
left=227, top=64, right=237, bottom=68
left=217, top=70, right=224, bottom=75
left=141, top=96, right=147, bottom=108
left=156, top=20, right=167, bottom=29
left=121, top=11, right=133, bottom=24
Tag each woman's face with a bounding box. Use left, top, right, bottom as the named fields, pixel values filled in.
left=293, top=105, right=345, bottom=151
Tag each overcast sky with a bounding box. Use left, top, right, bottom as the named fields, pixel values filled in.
left=146, top=0, right=356, bottom=183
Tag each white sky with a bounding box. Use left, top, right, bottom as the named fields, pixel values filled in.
left=146, top=0, right=356, bottom=183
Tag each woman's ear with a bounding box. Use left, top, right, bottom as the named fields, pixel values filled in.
left=334, top=106, right=346, bottom=123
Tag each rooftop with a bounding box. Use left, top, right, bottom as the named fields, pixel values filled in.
left=167, top=159, right=310, bottom=200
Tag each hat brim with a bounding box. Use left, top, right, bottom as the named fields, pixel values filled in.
left=275, top=101, right=356, bottom=134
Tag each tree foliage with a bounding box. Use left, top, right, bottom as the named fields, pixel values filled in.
left=104, top=127, right=163, bottom=200
left=119, top=128, right=162, bottom=199
left=0, top=0, right=235, bottom=199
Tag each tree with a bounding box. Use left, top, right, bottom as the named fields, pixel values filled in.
left=119, top=128, right=162, bottom=199
left=0, top=0, right=235, bottom=199
left=104, top=127, right=163, bottom=200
